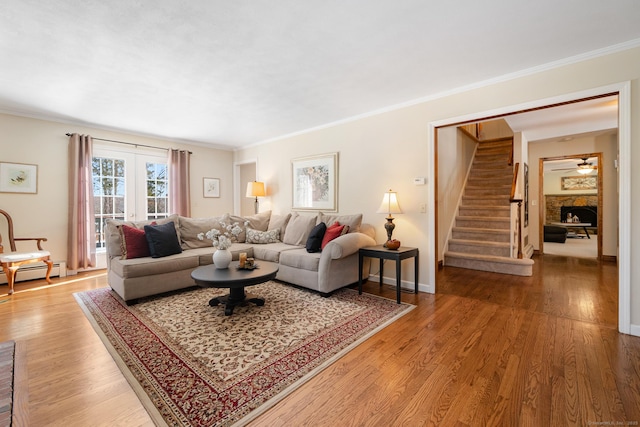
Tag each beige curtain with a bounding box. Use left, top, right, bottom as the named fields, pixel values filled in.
left=68, top=133, right=96, bottom=270
left=168, top=149, right=191, bottom=217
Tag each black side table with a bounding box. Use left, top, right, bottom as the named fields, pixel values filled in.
left=358, top=245, right=419, bottom=304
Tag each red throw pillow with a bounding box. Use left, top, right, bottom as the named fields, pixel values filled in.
left=120, top=223, right=151, bottom=259
left=321, top=222, right=348, bottom=249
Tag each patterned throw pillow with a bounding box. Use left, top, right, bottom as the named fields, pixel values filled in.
left=245, top=228, right=280, bottom=244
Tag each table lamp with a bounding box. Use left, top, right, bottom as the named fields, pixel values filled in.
left=246, top=181, right=265, bottom=214
left=376, top=189, right=402, bottom=248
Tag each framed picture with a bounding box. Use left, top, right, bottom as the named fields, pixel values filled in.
left=0, top=162, right=38, bottom=194
left=292, top=152, right=338, bottom=211
left=203, top=177, right=220, bottom=198
left=561, top=175, right=596, bottom=191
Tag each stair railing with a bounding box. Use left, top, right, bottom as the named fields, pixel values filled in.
left=509, top=162, right=523, bottom=259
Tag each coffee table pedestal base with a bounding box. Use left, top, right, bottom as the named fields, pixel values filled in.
left=208, top=286, right=265, bottom=316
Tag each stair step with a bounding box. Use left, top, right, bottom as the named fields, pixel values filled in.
left=469, top=167, right=512, bottom=176
left=448, top=239, right=511, bottom=257
left=452, top=227, right=511, bottom=242
left=477, top=139, right=513, bottom=149
left=444, top=251, right=533, bottom=276
left=467, top=176, right=513, bottom=185
left=459, top=206, right=510, bottom=218
left=465, top=186, right=511, bottom=197
left=476, top=147, right=512, bottom=156
left=462, top=196, right=510, bottom=206
left=456, top=216, right=510, bottom=229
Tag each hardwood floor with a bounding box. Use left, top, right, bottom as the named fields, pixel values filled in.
left=1, top=254, right=638, bottom=426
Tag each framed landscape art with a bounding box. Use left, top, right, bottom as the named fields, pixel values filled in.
left=291, top=152, right=338, bottom=211
left=0, top=162, right=38, bottom=194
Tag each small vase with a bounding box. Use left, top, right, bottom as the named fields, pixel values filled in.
left=213, top=249, right=232, bottom=269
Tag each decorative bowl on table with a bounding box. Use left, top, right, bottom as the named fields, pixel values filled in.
left=384, top=239, right=401, bottom=250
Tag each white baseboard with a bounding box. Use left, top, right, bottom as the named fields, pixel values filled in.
left=0, top=261, right=67, bottom=284
left=628, top=323, right=640, bottom=337
left=367, top=274, right=434, bottom=294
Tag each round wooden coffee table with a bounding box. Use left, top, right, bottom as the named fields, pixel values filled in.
left=191, top=261, right=279, bottom=315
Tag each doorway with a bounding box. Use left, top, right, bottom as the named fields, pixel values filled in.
left=429, top=82, right=630, bottom=334
left=238, top=162, right=257, bottom=216
left=540, top=153, right=603, bottom=259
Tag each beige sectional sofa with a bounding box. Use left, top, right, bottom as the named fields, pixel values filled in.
left=105, top=210, right=376, bottom=303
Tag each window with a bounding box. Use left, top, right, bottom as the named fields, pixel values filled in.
left=146, top=162, right=169, bottom=220
left=93, top=157, right=125, bottom=249
left=92, top=147, right=169, bottom=250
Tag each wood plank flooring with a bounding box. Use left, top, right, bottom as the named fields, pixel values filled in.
left=0, top=254, right=638, bottom=426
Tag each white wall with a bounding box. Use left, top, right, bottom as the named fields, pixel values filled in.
left=437, top=127, right=476, bottom=262
left=0, top=113, right=234, bottom=267
left=234, top=45, right=640, bottom=328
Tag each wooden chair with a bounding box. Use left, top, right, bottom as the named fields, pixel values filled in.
left=0, top=209, right=53, bottom=295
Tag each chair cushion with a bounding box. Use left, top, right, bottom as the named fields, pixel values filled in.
left=0, top=250, right=50, bottom=263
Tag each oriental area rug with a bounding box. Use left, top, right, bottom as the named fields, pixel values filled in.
left=74, top=282, right=413, bottom=426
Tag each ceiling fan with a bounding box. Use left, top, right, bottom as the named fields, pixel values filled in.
left=551, top=157, right=598, bottom=174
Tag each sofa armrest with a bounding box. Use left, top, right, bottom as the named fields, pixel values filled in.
left=323, top=232, right=376, bottom=260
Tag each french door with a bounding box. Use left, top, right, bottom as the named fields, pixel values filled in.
left=92, top=146, right=169, bottom=264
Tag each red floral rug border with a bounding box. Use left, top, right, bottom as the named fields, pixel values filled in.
left=75, top=285, right=413, bottom=426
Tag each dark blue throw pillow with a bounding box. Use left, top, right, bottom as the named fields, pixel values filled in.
left=144, top=221, right=182, bottom=258
left=306, top=222, right=327, bottom=253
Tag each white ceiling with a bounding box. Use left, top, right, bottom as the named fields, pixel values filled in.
left=1, top=1, right=639, bottom=149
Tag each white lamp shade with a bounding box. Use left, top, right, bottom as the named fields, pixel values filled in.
left=246, top=181, right=265, bottom=198
left=376, top=190, right=402, bottom=215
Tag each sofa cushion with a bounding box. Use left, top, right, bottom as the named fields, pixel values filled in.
left=283, top=212, right=316, bottom=245
left=178, top=215, right=225, bottom=249
left=251, top=242, right=300, bottom=263
left=246, top=228, right=280, bottom=244
left=279, top=248, right=321, bottom=272
left=119, top=223, right=152, bottom=259
left=321, top=222, right=348, bottom=249
left=144, top=222, right=183, bottom=258
left=229, top=210, right=271, bottom=242
left=110, top=251, right=199, bottom=279
left=190, top=244, right=255, bottom=266
left=105, top=214, right=180, bottom=259
left=318, top=212, right=362, bottom=233
left=269, top=213, right=291, bottom=241
left=306, top=222, right=327, bottom=253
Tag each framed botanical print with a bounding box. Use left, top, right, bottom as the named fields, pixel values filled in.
left=291, top=152, right=338, bottom=211
left=0, top=162, right=38, bottom=194
left=203, top=177, right=220, bottom=198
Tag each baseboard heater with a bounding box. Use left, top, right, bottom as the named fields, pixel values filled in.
left=0, top=261, right=67, bottom=285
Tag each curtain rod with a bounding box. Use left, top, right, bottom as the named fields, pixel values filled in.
left=65, top=133, right=192, bottom=154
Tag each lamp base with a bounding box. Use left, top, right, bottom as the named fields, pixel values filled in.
left=383, top=216, right=395, bottom=248
left=254, top=197, right=259, bottom=214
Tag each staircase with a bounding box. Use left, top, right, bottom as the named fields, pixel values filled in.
left=444, top=139, right=533, bottom=276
